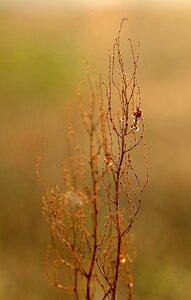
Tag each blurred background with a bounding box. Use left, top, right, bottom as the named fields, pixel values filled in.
left=1, top=0, right=191, bottom=299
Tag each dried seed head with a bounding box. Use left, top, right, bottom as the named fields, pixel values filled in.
left=120, top=116, right=125, bottom=122
left=120, top=254, right=127, bottom=264
left=104, top=153, right=112, bottom=167
left=129, top=282, right=133, bottom=288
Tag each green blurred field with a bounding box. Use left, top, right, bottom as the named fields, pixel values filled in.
left=0, top=5, right=191, bottom=300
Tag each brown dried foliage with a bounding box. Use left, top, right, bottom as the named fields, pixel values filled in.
left=36, top=18, right=148, bottom=300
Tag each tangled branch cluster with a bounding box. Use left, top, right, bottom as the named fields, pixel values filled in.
left=36, top=18, right=148, bottom=300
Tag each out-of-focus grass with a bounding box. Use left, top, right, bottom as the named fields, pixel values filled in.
left=0, top=10, right=82, bottom=103
left=1, top=5, right=191, bottom=300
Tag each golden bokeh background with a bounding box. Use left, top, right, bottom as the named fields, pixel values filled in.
left=1, top=1, right=191, bottom=299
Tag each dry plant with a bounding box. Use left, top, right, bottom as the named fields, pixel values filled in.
left=36, top=18, right=148, bottom=300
